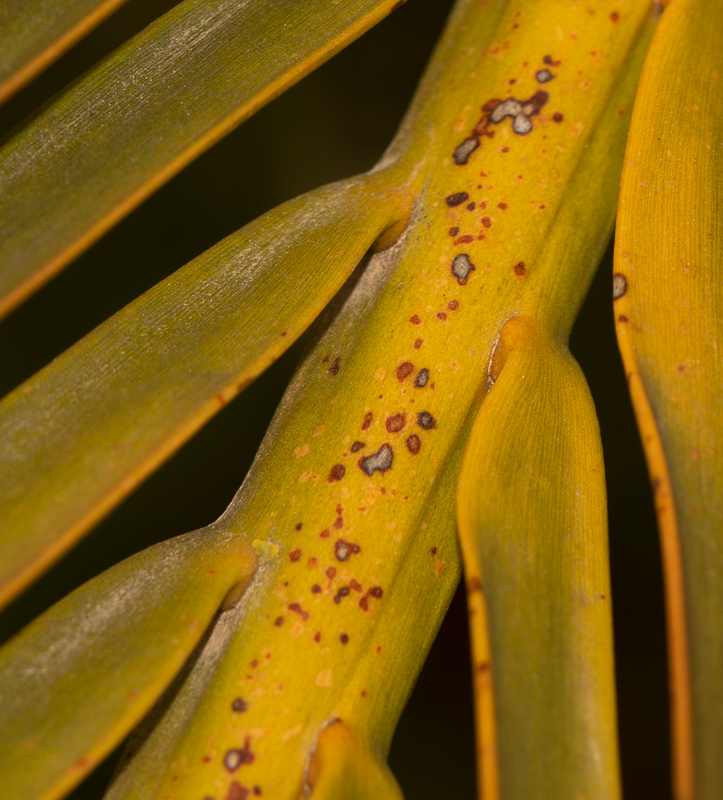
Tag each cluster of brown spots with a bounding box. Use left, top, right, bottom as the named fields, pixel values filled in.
left=385, top=413, right=406, bottom=433
left=543, top=54, right=561, bottom=67
left=445, top=191, right=470, bottom=207
left=414, top=338, right=423, bottom=349
left=406, top=434, right=421, bottom=455
left=417, top=412, right=436, bottom=430
left=358, top=443, right=394, bottom=476
left=415, top=368, right=430, bottom=387
left=613, top=273, right=628, bottom=299
left=351, top=441, right=365, bottom=452
left=340, top=633, right=349, bottom=644
left=361, top=412, right=373, bottom=430
left=335, top=539, right=361, bottom=561
left=224, top=738, right=255, bottom=772
left=289, top=549, right=302, bottom=562
left=311, top=584, right=322, bottom=593
left=288, top=602, right=309, bottom=620
left=409, top=314, right=422, bottom=325
left=333, top=586, right=351, bottom=604
left=274, top=616, right=284, bottom=627
left=448, top=226, right=460, bottom=237
left=327, top=464, right=345, bottom=482
left=396, top=362, right=414, bottom=381
left=514, top=262, right=526, bottom=277
left=231, top=697, right=248, bottom=713
left=359, top=586, right=384, bottom=611
left=451, top=253, right=475, bottom=285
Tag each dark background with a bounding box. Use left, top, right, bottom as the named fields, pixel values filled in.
left=0, top=1, right=670, bottom=797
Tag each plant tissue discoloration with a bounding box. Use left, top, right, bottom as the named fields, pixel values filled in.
left=224, top=738, right=255, bottom=772
left=451, top=253, right=475, bottom=285
left=358, top=444, right=394, bottom=476
left=334, top=539, right=361, bottom=562
left=613, top=273, right=628, bottom=299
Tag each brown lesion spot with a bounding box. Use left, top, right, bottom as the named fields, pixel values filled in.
left=445, top=191, right=470, bottom=207
left=385, top=413, right=406, bottom=433
left=328, top=357, right=340, bottom=376
left=417, top=412, right=436, bottom=430
left=224, top=738, right=255, bottom=772
left=335, top=539, right=361, bottom=561
left=358, top=444, right=394, bottom=475
left=396, top=362, right=414, bottom=381
left=351, top=441, right=365, bottom=452
left=361, top=412, right=373, bottom=430
left=406, top=434, right=421, bottom=455
left=289, top=549, right=302, bottom=562
left=231, top=697, right=248, bottom=713
left=327, top=464, right=346, bottom=482
left=613, top=273, right=628, bottom=299
left=514, top=262, right=526, bottom=276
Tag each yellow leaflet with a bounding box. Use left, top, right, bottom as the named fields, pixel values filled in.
left=614, top=0, right=723, bottom=796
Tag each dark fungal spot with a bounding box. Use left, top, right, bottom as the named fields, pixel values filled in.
left=311, top=584, right=322, bottom=593
left=618, top=315, right=628, bottom=323
left=553, top=111, right=563, bottom=122
left=335, top=539, right=361, bottom=561
left=361, top=412, right=373, bottom=430
left=254, top=788, right=262, bottom=797
left=430, top=547, right=438, bottom=555
left=288, top=602, right=309, bottom=620
left=327, top=464, right=345, bottom=482
left=451, top=253, right=475, bottom=285
left=543, top=54, right=561, bottom=67
left=340, top=633, right=349, bottom=644
left=481, top=217, right=491, bottom=228
left=448, top=226, right=460, bottom=237
left=448, top=299, right=459, bottom=310
left=224, top=738, right=254, bottom=772
left=437, top=312, right=447, bottom=321
left=333, top=586, right=351, bottom=604
left=414, top=338, right=423, bottom=349
left=409, top=314, right=422, bottom=325
left=514, top=262, right=526, bottom=276
left=334, top=516, right=343, bottom=529
left=358, top=443, right=394, bottom=476
left=328, top=357, right=340, bottom=376
left=535, top=69, right=554, bottom=83
left=274, top=616, right=284, bottom=627
left=320, top=528, right=330, bottom=539
left=225, top=783, right=249, bottom=800
left=406, top=434, right=421, bottom=455
left=232, top=697, right=248, bottom=713
left=498, top=202, right=508, bottom=210
left=445, top=192, right=469, bottom=207
left=613, top=273, right=628, bottom=299
left=351, top=441, right=365, bottom=452
left=385, top=413, right=406, bottom=433
left=467, top=201, right=476, bottom=211
left=370, top=587, right=383, bottom=598
left=289, top=549, right=302, bottom=562
left=453, top=136, right=480, bottom=165
left=295, top=522, right=303, bottom=531
left=415, top=368, right=430, bottom=387
left=349, top=578, right=362, bottom=592
left=417, top=412, right=436, bottom=430
left=396, top=362, right=414, bottom=381
left=314, top=631, right=321, bottom=642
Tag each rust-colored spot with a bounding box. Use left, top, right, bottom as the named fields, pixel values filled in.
left=396, top=362, right=414, bottom=381
left=613, top=273, right=627, bottom=299
left=417, top=412, right=436, bottom=430
left=501, top=146, right=510, bottom=153
left=232, top=697, right=248, bottom=713
left=481, top=217, right=492, bottom=228
left=335, top=539, right=361, bottom=561
left=454, top=235, right=475, bottom=245
left=361, top=412, right=373, bottom=430
left=253, top=788, right=262, bottom=797
left=358, top=443, right=394, bottom=475
left=414, top=338, right=424, bottom=349
left=359, top=594, right=369, bottom=611
left=543, top=54, right=561, bottom=67
left=386, top=413, right=406, bottom=433
left=224, top=738, right=255, bottom=772
left=274, top=616, right=284, bottom=627
left=334, top=586, right=351, bottom=604
left=448, top=226, right=460, bottom=237
left=295, top=522, right=303, bottom=531
left=225, top=782, right=249, bottom=800
left=320, top=528, right=330, bottom=539
left=552, top=111, right=563, bottom=123
left=445, top=191, right=470, bottom=207
left=409, top=314, right=422, bottom=325
left=477, top=662, right=490, bottom=673
left=314, top=631, right=322, bottom=642
left=610, top=10, right=619, bottom=21
left=333, top=516, right=344, bottom=529
left=289, top=549, right=302, bottom=562
left=311, top=584, right=322, bottom=593
left=288, top=602, right=309, bottom=620
left=351, top=441, right=365, bottom=453
left=376, top=645, right=382, bottom=654
left=406, top=434, right=421, bottom=455
left=327, top=464, right=346, bottom=482
left=448, top=300, right=459, bottom=311
left=340, top=633, right=349, bottom=644
left=514, top=262, right=526, bottom=276
left=370, top=587, right=383, bottom=598
left=468, top=576, right=482, bottom=593
left=202, top=754, right=212, bottom=763
left=618, top=314, right=628, bottom=323
left=467, top=201, right=476, bottom=211
left=349, top=578, right=362, bottom=592
left=415, top=368, right=430, bottom=387
left=497, top=202, right=508, bottom=210
left=437, top=312, right=448, bottom=320
left=326, top=567, right=337, bottom=579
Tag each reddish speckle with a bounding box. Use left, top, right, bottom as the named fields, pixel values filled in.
left=314, top=631, right=322, bottom=642
left=320, top=529, right=330, bottom=539
left=514, top=262, right=526, bottom=276
left=386, top=413, right=406, bottom=433
left=437, top=312, right=448, bottom=320
left=232, top=697, right=248, bottom=713
left=311, top=584, right=322, bottom=593
left=288, top=602, right=309, bottom=620
left=610, top=10, right=619, bottom=21
left=349, top=578, right=362, bottom=592
left=448, top=226, right=460, bottom=237
left=406, top=434, right=421, bottom=455
left=481, top=217, right=492, bottom=228
left=409, top=314, right=422, bottom=325
left=417, top=412, right=436, bottom=430
left=327, top=464, right=346, bottom=482
left=333, top=517, right=344, bottom=529
left=224, top=738, right=255, bottom=772
left=501, top=146, right=510, bottom=153
left=328, top=357, right=340, bottom=376
left=445, top=192, right=470, bottom=207
left=289, top=549, right=302, bottom=562
left=466, top=201, right=476, bottom=211
left=274, top=617, right=284, bottom=627
left=334, top=586, right=351, bottom=604
left=497, top=202, right=508, bottom=210
left=543, top=54, right=561, bottom=67
left=340, top=633, right=349, bottom=644
left=396, top=362, right=414, bottom=381
left=454, top=235, right=475, bottom=245
left=225, top=782, right=249, bottom=800
left=618, top=315, right=628, bottom=323
left=359, top=594, right=369, bottom=611
left=553, top=111, right=563, bottom=122
left=414, top=338, right=423, bottom=349
left=335, top=539, right=361, bottom=562
left=326, top=567, right=337, bottom=579
left=361, top=411, right=373, bottom=430
left=448, top=300, right=459, bottom=311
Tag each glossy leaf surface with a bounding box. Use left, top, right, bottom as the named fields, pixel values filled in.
left=0, top=0, right=404, bottom=317
left=614, top=0, right=723, bottom=796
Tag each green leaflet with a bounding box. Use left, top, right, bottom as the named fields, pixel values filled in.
left=457, top=317, right=617, bottom=800
left=0, top=175, right=410, bottom=609
left=0, top=0, right=130, bottom=105
left=0, top=529, right=256, bottom=800
left=0, top=0, right=404, bottom=317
